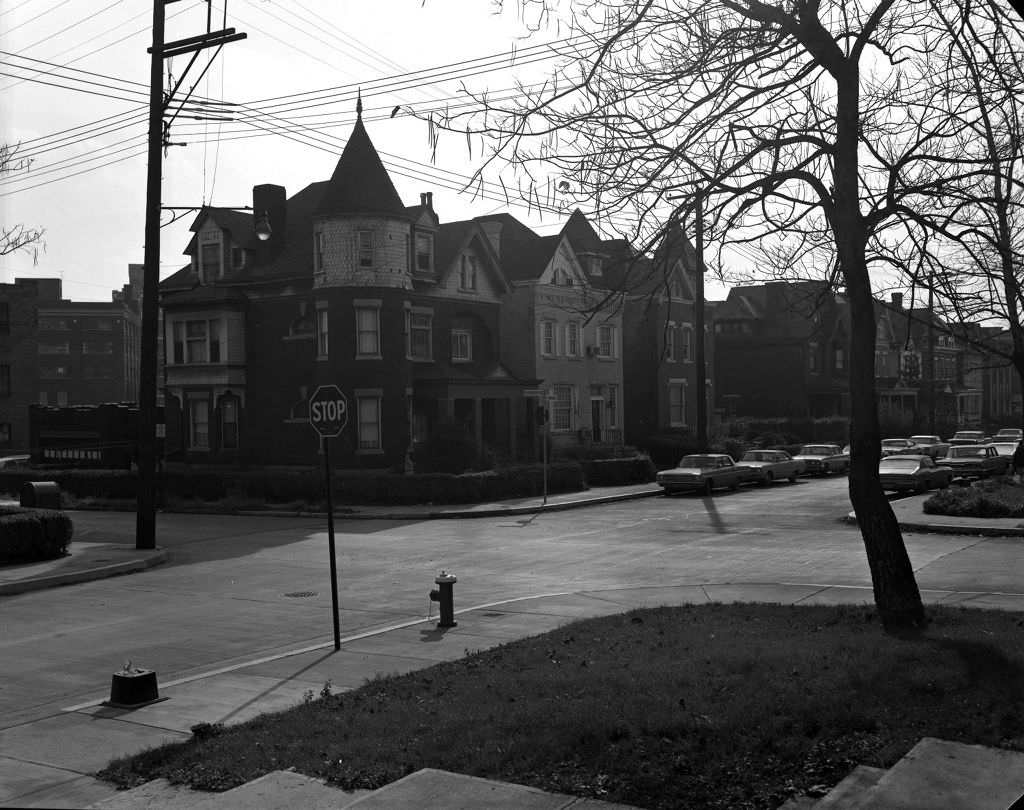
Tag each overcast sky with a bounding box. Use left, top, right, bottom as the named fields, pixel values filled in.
left=0, top=1, right=731, bottom=303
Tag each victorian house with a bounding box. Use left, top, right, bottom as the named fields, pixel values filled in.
left=159, top=104, right=536, bottom=470
left=482, top=211, right=625, bottom=450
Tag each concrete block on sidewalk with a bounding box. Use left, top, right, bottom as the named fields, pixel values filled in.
left=344, top=768, right=643, bottom=809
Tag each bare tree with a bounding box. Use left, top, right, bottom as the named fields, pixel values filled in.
left=901, top=0, right=1024, bottom=431
left=0, top=144, right=45, bottom=257
left=429, top=0, right=1023, bottom=630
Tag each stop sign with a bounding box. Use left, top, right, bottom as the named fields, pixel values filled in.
left=309, top=384, right=348, bottom=437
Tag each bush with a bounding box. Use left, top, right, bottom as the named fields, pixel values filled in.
left=578, top=457, right=657, bottom=486
left=0, top=507, right=74, bottom=563
left=712, top=438, right=747, bottom=462
left=923, top=476, right=1024, bottom=518
left=637, top=429, right=703, bottom=469
left=413, top=418, right=492, bottom=474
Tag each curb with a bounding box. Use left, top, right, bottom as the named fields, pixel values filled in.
left=0, top=547, right=169, bottom=596
left=846, top=510, right=1024, bottom=538
left=242, top=488, right=665, bottom=521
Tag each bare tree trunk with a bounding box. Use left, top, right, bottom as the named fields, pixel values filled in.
left=835, top=70, right=926, bottom=631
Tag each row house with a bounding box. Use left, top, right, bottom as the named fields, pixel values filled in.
left=593, top=222, right=708, bottom=445
left=883, top=293, right=984, bottom=429
left=484, top=211, right=625, bottom=449
left=979, top=328, right=1023, bottom=426
left=0, top=274, right=141, bottom=454
left=713, top=281, right=853, bottom=418
left=712, top=281, right=988, bottom=430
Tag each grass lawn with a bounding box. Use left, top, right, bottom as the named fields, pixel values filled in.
left=98, top=602, right=1024, bottom=810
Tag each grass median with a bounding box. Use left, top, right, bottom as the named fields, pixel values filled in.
left=98, top=602, right=1024, bottom=809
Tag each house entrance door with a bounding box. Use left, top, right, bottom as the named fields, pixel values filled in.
left=591, top=399, right=602, bottom=442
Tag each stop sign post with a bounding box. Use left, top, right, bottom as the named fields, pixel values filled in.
left=309, top=384, right=347, bottom=650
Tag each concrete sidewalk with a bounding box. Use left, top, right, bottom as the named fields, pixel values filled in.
left=2, top=484, right=1023, bottom=809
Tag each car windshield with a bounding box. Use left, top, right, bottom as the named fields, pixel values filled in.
left=799, top=446, right=831, bottom=455
left=954, top=433, right=983, bottom=439
left=909, top=436, right=938, bottom=443
left=948, top=446, right=985, bottom=458
left=741, top=451, right=776, bottom=462
left=881, top=440, right=908, bottom=448
left=679, top=455, right=719, bottom=468
left=880, top=458, right=919, bottom=470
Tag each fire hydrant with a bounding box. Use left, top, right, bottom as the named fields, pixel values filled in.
left=429, top=570, right=458, bottom=628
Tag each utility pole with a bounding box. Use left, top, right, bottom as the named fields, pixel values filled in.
left=137, top=0, right=246, bottom=549
left=694, top=192, right=708, bottom=450
left=927, top=279, right=936, bottom=434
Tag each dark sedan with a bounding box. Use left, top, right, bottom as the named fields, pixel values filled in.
left=942, top=444, right=1013, bottom=478
left=878, top=454, right=953, bottom=493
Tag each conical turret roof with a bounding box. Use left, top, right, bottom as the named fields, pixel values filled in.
left=315, top=112, right=408, bottom=218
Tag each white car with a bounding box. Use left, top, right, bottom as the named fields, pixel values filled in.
left=793, top=444, right=850, bottom=476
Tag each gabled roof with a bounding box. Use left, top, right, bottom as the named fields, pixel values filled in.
left=315, top=115, right=408, bottom=218
left=432, top=219, right=513, bottom=293
left=474, top=214, right=561, bottom=282
left=185, top=208, right=259, bottom=254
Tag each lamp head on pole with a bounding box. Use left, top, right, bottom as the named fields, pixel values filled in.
left=254, top=209, right=272, bottom=241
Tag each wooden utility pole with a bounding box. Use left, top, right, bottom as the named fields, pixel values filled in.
left=695, top=192, right=708, bottom=449
left=136, top=0, right=246, bottom=549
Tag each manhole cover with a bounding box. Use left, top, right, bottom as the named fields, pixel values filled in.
left=283, top=591, right=319, bottom=598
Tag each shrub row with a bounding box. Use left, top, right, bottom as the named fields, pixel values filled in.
left=0, top=507, right=74, bottom=563
left=0, top=459, right=630, bottom=507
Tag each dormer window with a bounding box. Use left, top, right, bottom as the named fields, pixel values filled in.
left=415, top=232, right=433, bottom=272
left=588, top=257, right=602, bottom=276
left=459, top=255, right=477, bottom=290
left=199, top=234, right=222, bottom=282
left=357, top=230, right=374, bottom=269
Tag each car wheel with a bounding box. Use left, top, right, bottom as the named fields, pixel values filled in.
left=789, top=472, right=798, bottom=483
left=729, top=478, right=740, bottom=491
left=939, top=478, right=950, bottom=489
left=764, top=472, right=774, bottom=486
left=703, top=479, right=714, bottom=496
left=916, top=481, right=927, bottom=494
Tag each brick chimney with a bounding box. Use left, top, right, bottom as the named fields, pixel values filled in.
left=419, top=191, right=434, bottom=212
left=891, top=292, right=903, bottom=310
left=253, top=184, right=287, bottom=254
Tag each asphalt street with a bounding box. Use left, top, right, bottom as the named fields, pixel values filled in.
left=2, top=476, right=1018, bottom=732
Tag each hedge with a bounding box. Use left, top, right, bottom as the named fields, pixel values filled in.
left=0, top=507, right=74, bottom=563
left=0, top=462, right=601, bottom=507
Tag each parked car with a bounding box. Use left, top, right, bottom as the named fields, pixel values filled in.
left=793, top=444, right=850, bottom=475
left=656, top=454, right=751, bottom=495
left=736, top=449, right=805, bottom=485
left=0, top=455, right=30, bottom=469
left=942, top=444, right=1012, bottom=478
left=988, top=441, right=1020, bottom=460
left=992, top=428, right=1024, bottom=442
left=878, top=454, right=953, bottom=493
left=949, top=430, right=990, bottom=446
left=880, top=438, right=917, bottom=456
left=907, top=435, right=951, bottom=459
